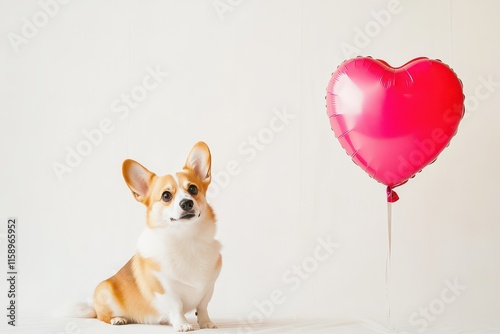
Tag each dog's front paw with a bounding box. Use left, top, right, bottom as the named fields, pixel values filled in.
left=110, top=316, right=128, bottom=325
left=200, top=321, right=217, bottom=329
left=174, top=323, right=193, bottom=332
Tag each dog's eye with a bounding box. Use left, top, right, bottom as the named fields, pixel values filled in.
left=188, top=185, right=198, bottom=195
left=161, top=191, right=172, bottom=202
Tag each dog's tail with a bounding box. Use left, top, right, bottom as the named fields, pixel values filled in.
left=53, top=301, right=97, bottom=318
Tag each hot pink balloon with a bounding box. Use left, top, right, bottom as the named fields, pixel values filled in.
left=326, top=57, right=464, bottom=201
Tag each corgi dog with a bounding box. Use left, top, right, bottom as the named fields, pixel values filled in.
left=92, top=141, right=222, bottom=332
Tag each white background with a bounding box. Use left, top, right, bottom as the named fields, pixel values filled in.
left=1, top=0, right=500, bottom=332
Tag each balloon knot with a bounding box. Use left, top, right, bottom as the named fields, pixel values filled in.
left=386, top=186, right=399, bottom=203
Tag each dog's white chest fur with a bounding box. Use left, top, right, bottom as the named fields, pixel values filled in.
left=137, top=226, right=221, bottom=312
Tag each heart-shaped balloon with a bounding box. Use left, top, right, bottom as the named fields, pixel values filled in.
left=326, top=57, right=464, bottom=200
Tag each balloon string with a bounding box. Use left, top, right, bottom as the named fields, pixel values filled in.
left=385, top=201, right=395, bottom=330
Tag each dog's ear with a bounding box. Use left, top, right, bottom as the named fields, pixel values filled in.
left=122, top=159, right=156, bottom=203
left=184, top=141, right=211, bottom=184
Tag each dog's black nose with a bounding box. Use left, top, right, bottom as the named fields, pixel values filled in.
left=179, top=199, right=194, bottom=211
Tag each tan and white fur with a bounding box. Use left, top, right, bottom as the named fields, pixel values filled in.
left=89, top=142, right=221, bottom=331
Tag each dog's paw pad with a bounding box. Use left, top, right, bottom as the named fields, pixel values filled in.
left=200, top=322, right=217, bottom=329
left=174, top=323, right=193, bottom=332
left=110, top=317, right=128, bottom=325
